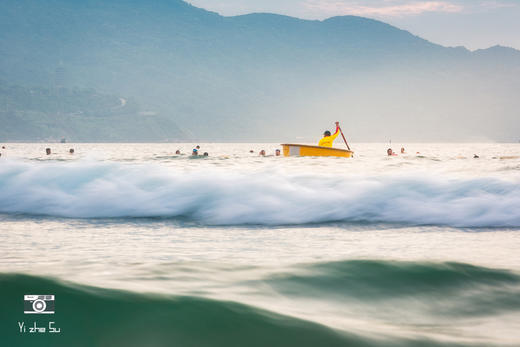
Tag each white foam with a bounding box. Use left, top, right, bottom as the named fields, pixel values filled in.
left=1, top=160, right=519, bottom=227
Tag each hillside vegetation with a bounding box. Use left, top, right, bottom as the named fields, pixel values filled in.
left=0, top=0, right=519, bottom=141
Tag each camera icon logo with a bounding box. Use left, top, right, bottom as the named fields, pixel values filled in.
left=24, top=295, right=55, bottom=314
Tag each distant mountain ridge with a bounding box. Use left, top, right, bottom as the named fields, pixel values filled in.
left=0, top=0, right=519, bottom=142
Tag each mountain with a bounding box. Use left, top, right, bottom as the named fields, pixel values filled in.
left=0, top=82, right=183, bottom=142
left=0, top=0, right=519, bottom=142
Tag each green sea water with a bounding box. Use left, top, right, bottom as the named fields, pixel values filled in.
left=1, top=143, right=519, bottom=346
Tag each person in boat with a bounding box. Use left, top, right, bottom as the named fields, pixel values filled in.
left=318, top=122, right=340, bottom=147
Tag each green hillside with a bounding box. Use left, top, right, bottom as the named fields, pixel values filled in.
left=0, top=82, right=183, bottom=142
left=0, top=0, right=519, bottom=141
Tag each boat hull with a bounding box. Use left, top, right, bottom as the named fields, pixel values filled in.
left=281, top=144, right=353, bottom=158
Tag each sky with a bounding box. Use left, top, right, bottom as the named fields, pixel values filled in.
left=188, top=0, right=520, bottom=50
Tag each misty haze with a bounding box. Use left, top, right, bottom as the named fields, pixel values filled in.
left=1, top=0, right=519, bottom=142
left=2, top=2, right=520, bottom=347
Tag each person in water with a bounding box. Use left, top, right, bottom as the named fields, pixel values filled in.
left=192, top=148, right=198, bottom=156
left=69, top=148, right=74, bottom=154
left=203, top=152, right=209, bottom=156
left=46, top=148, right=51, bottom=155
left=259, top=150, right=266, bottom=156
left=401, top=147, right=406, bottom=154
left=387, top=148, right=396, bottom=156
left=275, top=149, right=281, bottom=156
left=318, top=122, right=340, bottom=147
left=175, top=150, right=181, bottom=155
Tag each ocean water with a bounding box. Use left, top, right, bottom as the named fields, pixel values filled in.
left=1, top=143, right=519, bottom=347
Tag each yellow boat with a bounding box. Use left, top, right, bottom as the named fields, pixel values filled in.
left=281, top=144, right=353, bottom=158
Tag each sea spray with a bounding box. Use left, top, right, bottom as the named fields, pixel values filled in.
left=1, top=159, right=519, bottom=227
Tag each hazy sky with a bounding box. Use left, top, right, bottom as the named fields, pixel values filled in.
left=188, top=0, right=520, bottom=50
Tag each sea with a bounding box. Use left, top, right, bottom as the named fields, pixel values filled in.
left=1, top=142, right=519, bottom=347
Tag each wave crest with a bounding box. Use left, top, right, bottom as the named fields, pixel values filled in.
left=1, top=160, right=519, bottom=227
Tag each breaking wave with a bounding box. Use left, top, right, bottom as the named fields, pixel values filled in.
left=1, top=160, right=519, bottom=227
